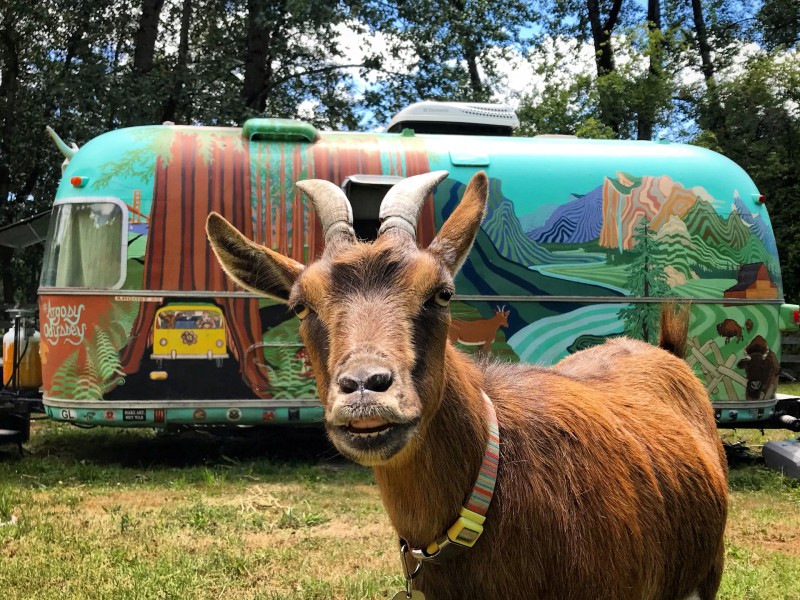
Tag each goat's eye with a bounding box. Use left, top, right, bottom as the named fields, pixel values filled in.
left=433, top=290, right=452, bottom=307
left=293, top=304, right=311, bottom=320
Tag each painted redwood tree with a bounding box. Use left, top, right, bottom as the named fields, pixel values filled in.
left=618, top=216, right=672, bottom=343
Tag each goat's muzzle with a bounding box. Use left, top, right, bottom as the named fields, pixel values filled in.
left=325, top=359, right=422, bottom=466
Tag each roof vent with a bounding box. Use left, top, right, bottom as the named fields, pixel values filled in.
left=387, top=101, right=519, bottom=136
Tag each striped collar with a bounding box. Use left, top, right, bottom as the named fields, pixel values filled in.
left=405, top=390, right=500, bottom=564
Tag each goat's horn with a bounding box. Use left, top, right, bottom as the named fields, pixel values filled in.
left=295, top=179, right=356, bottom=244
left=379, top=170, right=449, bottom=239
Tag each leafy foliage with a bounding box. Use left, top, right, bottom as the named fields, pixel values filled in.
left=695, top=53, right=800, bottom=301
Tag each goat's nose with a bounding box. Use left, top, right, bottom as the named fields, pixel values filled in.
left=338, top=368, right=394, bottom=394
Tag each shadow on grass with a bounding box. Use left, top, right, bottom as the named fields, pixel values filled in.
left=724, top=442, right=800, bottom=494
left=728, top=462, right=800, bottom=494
left=0, top=420, right=371, bottom=489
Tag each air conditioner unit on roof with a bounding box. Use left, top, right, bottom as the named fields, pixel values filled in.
left=387, top=101, right=519, bottom=136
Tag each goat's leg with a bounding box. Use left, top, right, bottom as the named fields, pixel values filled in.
left=695, top=544, right=724, bottom=600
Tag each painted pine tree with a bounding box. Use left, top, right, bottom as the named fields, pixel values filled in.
left=618, top=216, right=673, bottom=343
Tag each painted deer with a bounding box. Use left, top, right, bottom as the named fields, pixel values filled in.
left=207, top=171, right=728, bottom=600
left=449, top=305, right=510, bottom=351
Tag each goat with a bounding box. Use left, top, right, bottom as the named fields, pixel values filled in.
left=206, top=170, right=728, bottom=600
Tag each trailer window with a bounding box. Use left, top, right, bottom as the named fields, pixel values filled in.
left=40, top=200, right=126, bottom=289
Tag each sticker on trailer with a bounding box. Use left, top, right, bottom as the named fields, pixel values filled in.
left=114, top=296, right=164, bottom=303
left=123, top=409, right=147, bottom=422
left=59, top=408, right=77, bottom=421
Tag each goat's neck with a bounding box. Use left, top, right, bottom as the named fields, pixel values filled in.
left=373, top=346, right=487, bottom=548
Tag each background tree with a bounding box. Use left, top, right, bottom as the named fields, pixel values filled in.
left=361, top=0, right=538, bottom=123
left=524, top=0, right=678, bottom=139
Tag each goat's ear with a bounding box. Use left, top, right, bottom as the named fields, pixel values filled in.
left=427, top=171, right=488, bottom=275
left=206, top=212, right=304, bottom=302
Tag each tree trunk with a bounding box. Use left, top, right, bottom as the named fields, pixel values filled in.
left=106, top=25, right=126, bottom=129
left=162, top=0, right=192, bottom=123
left=127, top=0, right=166, bottom=126
left=637, top=0, right=662, bottom=140
left=690, top=0, right=714, bottom=84
left=465, top=48, right=484, bottom=98
left=587, top=0, right=623, bottom=77
left=447, top=0, right=484, bottom=99
left=587, top=0, right=624, bottom=134
left=0, top=25, right=20, bottom=215
left=133, top=0, right=166, bottom=75
left=243, top=0, right=271, bottom=114
left=690, top=0, right=725, bottom=135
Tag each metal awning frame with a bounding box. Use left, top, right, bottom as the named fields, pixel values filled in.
left=0, top=211, right=50, bottom=249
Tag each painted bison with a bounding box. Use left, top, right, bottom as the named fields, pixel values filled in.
left=737, top=335, right=779, bottom=401
left=717, top=319, right=743, bottom=344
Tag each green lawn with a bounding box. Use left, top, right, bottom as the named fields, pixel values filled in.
left=1, top=411, right=799, bottom=599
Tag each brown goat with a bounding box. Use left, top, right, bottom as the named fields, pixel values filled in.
left=206, top=171, right=728, bottom=600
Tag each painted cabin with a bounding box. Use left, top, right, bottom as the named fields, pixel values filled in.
left=38, top=105, right=798, bottom=428
left=724, top=262, right=779, bottom=301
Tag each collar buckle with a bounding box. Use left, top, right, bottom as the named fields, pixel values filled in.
left=409, top=507, right=486, bottom=564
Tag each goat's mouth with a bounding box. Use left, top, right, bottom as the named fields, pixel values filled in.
left=328, top=417, right=419, bottom=465
left=345, top=417, right=393, bottom=435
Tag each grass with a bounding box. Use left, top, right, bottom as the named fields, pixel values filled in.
left=1, top=405, right=799, bottom=598
left=0, top=422, right=398, bottom=599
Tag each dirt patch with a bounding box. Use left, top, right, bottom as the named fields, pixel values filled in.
left=241, top=516, right=393, bottom=549
left=79, top=489, right=186, bottom=512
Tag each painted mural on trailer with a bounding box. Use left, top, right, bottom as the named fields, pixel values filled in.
left=442, top=171, right=781, bottom=407
left=39, top=126, right=782, bottom=416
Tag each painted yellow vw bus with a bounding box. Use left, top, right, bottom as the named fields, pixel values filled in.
left=151, top=303, right=227, bottom=366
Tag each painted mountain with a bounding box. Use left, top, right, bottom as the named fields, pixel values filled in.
left=682, top=200, right=750, bottom=249
left=593, top=173, right=779, bottom=279
left=652, top=216, right=696, bottom=278
left=600, top=173, right=710, bottom=250
left=527, top=186, right=603, bottom=244
left=444, top=177, right=597, bottom=267
left=518, top=203, right=561, bottom=232
left=732, top=193, right=777, bottom=255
